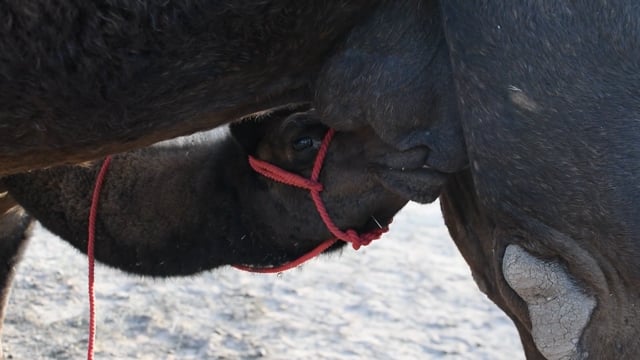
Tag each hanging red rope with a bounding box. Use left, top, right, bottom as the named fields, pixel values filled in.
left=87, top=155, right=112, bottom=360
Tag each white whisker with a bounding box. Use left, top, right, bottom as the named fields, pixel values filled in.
left=371, top=216, right=383, bottom=229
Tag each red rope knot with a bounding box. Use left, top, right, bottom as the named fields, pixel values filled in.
left=248, top=156, right=323, bottom=191
left=346, top=229, right=363, bottom=249
left=344, top=225, right=389, bottom=250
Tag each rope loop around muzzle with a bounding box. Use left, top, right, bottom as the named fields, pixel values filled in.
left=233, top=128, right=389, bottom=273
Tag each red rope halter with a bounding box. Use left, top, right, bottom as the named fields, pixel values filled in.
left=233, top=128, right=389, bottom=273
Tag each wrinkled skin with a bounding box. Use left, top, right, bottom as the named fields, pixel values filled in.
left=439, top=1, right=640, bottom=359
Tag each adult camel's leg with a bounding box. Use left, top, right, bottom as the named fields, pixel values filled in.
left=0, top=191, right=33, bottom=358
left=439, top=172, right=545, bottom=359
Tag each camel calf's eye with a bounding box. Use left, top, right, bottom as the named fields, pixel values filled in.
left=292, top=137, right=313, bottom=151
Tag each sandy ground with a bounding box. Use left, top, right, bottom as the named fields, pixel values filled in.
left=2, top=201, right=524, bottom=359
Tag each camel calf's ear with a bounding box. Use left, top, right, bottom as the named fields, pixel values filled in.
left=229, top=117, right=270, bottom=154
left=230, top=103, right=311, bottom=153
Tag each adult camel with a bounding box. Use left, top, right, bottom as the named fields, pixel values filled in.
left=5, top=1, right=639, bottom=359
left=260, top=1, right=640, bottom=358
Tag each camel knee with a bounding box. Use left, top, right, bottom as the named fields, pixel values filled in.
left=503, top=244, right=595, bottom=360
